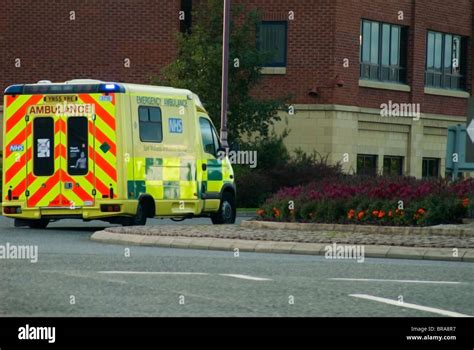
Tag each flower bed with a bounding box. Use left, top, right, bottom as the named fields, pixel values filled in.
left=256, top=177, right=474, bottom=226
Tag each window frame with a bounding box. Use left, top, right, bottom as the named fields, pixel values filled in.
left=422, top=157, right=440, bottom=178
left=257, top=21, right=288, bottom=68
left=360, top=19, right=407, bottom=84
left=357, top=154, right=378, bottom=176
left=425, top=30, right=466, bottom=90
left=138, top=106, right=163, bottom=143
left=383, top=156, right=404, bottom=176
left=199, top=117, right=220, bottom=157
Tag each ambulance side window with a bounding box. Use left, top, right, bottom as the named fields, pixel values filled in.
left=199, top=117, right=219, bottom=157
left=139, top=106, right=163, bottom=143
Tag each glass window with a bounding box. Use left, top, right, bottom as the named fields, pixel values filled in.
left=370, top=22, right=379, bottom=64
left=210, top=123, right=221, bottom=154
left=362, top=21, right=371, bottom=62
left=444, top=34, right=452, bottom=70
left=67, top=117, right=88, bottom=176
left=426, top=31, right=466, bottom=90
left=33, top=117, right=55, bottom=176
left=258, top=21, right=288, bottom=67
left=391, top=26, right=400, bottom=65
left=138, top=106, right=163, bottom=143
left=434, top=32, right=442, bottom=70
left=199, top=117, right=216, bottom=156
left=381, top=24, right=390, bottom=66
left=360, top=19, right=407, bottom=83
left=427, top=32, right=434, bottom=69
left=357, top=154, right=378, bottom=176
left=383, top=156, right=403, bottom=176
left=422, top=158, right=440, bottom=178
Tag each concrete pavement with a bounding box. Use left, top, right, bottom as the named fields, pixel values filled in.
left=91, top=230, right=474, bottom=262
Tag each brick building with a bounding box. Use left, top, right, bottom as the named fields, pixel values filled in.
left=1, top=0, right=473, bottom=178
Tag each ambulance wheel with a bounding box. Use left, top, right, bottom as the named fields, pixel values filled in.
left=211, top=192, right=236, bottom=225
left=27, top=219, right=49, bottom=229
left=121, top=202, right=147, bottom=226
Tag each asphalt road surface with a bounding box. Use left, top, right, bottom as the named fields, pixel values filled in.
left=0, top=216, right=473, bottom=317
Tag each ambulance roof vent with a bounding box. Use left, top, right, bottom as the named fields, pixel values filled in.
left=37, top=80, right=52, bottom=84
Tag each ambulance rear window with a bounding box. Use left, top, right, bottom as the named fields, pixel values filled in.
left=67, top=117, right=88, bottom=175
left=33, top=117, right=55, bottom=176
left=138, top=106, right=163, bottom=143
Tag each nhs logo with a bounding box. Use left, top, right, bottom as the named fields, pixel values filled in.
left=9, top=144, right=24, bottom=152
left=169, top=118, right=183, bottom=134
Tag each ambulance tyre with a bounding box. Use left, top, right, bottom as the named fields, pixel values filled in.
left=211, top=192, right=236, bottom=225
left=27, top=219, right=49, bottom=229
left=121, top=202, right=147, bottom=226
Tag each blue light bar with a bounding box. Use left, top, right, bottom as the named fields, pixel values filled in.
left=4, top=85, right=24, bottom=95
left=4, top=83, right=125, bottom=95
left=98, top=83, right=125, bottom=93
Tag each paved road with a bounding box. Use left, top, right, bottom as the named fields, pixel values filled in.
left=0, top=216, right=473, bottom=317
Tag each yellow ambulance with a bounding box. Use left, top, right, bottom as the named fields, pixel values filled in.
left=2, top=79, right=236, bottom=228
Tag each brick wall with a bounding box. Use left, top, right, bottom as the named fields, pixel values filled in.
left=242, top=0, right=337, bottom=105
left=332, top=0, right=472, bottom=117
left=0, top=0, right=180, bottom=98
left=0, top=0, right=472, bottom=118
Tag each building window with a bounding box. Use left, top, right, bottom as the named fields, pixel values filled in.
left=180, top=0, right=193, bottom=34
left=360, top=20, right=407, bottom=83
left=357, top=154, right=378, bottom=176
left=422, top=158, right=440, bottom=178
left=138, top=106, right=163, bottom=143
left=383, top=156, right=403, bottom=176
left=426, top=31, right=466, bottom=90
left=257, top=21, right=288, bottom=67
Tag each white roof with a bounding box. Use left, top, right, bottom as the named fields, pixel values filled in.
left=56, top=79, right=206, bottom=110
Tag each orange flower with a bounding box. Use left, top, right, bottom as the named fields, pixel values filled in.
left=372, top=210, right=379, bottom=217
left=388, top=210, right=393, bottom=218
left=378, top=210, right=386, bottom=219
left=347, top=209, right=355, bottom=219
left=272, top=207, right=281, bottom=218
left=395, top=208, right=404, bottom=217
left=417, top=208, right=426, bottom=215
left=357, top=211, right=365, bottom=220
left=462, top=198, right=470, bottom=208
left=256, top=209, right=265, bottom=217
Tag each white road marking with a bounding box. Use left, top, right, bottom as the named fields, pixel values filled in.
left=98, top=271, right=209, bottom=276
left=98, top=271, right=272, bottom=281
left=349, top=294, right=472, bottom=317
left=219, top=274, right=272, bottom=281
left=330, top=278, right=465, bottom=285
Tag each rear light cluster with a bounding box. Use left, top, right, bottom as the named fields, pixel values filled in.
left=4, top=206, right=22, bottom=214
left=100, top=204, right=121, bottom=212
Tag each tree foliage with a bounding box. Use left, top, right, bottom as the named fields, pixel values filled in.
left=154, top=0, right=288, bottom=141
